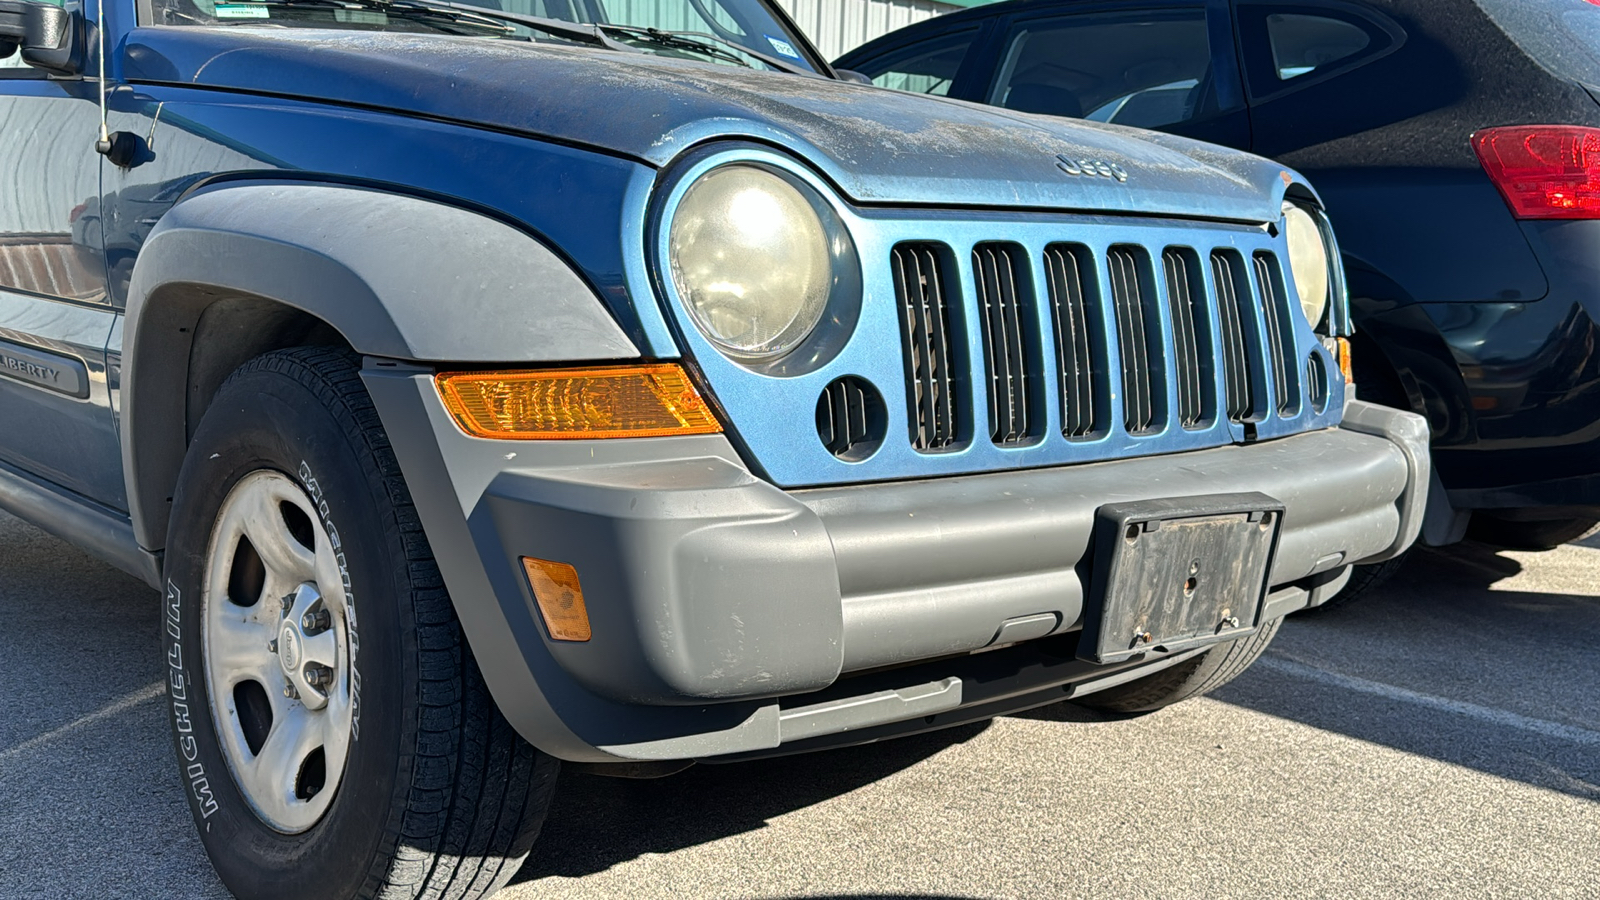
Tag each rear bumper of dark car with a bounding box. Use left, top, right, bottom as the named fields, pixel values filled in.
left=364, top=363, right=1427, bottom=763
left=1361, top=218, right=1600, bottom=513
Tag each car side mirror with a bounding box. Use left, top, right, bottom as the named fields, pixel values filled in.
left=0, top=0, right=83, bottom=76
left=834, top=68, right=873, bottom=85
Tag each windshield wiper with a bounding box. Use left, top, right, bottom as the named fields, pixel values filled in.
left=393, top=0, right=636, bottom=52
left=598, top=24, right=811, bottom=76
left=225, top=0, right=515, bottom=36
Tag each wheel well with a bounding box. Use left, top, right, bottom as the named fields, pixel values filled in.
left=128, top=285, right=351, bottom=552
left=185, top=296, right=347, bottom=442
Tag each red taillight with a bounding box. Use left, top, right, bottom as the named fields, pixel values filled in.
left=1472, top=125, right=1600, bottom=219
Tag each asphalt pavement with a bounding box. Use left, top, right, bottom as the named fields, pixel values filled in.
left=1, top=507, right=1596, bottom=899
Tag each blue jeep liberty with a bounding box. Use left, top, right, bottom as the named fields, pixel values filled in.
left=0, top=0, right=1425, bottom=896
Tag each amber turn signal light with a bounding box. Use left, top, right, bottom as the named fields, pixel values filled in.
left=436, top=364, right=721, bottom=439
left=522, top=557, right=591, bottom=642
left=1334, top=336, right=1354, bottom=385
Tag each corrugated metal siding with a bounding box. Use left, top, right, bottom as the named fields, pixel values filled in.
left=776, top=0, right=958, bottom=61
left=494, top=0, right=958, bottom=60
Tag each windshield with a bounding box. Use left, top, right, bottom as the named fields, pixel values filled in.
left=148, top=0, right=825, bottom=75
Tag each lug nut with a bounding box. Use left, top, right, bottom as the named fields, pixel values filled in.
left=304, top=665, right=334, bottom=689
left=283, top=685, right=299, bottom=700
left=268, top=639, right=278, bottom=653
left=302, top=610, right=331, bottom=633
left=281, top=594, right=295, bottom=612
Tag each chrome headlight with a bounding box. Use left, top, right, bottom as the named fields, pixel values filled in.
left=668, top=164, right=836, bottom=360
left=1282, top=201, right=1331, bottom=331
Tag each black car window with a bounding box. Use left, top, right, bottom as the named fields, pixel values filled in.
left=850, top=28, right=979, bottom=96
left=986, top=9, right=1231, bottom=129
left=1265, top=13, right=1369, bottom=81
left=1236, top=2, right=1401, bottom=102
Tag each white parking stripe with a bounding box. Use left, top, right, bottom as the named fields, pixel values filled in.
left=1256, top=654, right=1600, bottom=747
left=0, top=682, right=165, bottom=766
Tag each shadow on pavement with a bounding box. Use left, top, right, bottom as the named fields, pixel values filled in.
left=1204, top=539, right=1600, bottom=802
left=513, top=723, right=987, bottom=884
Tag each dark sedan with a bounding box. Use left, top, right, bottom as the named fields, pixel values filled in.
left=841, top=0, right=1600, bottom=600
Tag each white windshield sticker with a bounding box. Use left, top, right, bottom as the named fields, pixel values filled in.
left=215, top=4, right=270, bottom=18
left=765, top=35, right=801, bottom=59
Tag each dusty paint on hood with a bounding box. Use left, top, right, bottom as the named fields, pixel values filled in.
left=123, top=28, right=1295, bottom=222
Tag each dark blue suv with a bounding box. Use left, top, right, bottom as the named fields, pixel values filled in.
left=842, top=0, right=1600, bottom=599
left=0, top=0, right=1424, bottom=896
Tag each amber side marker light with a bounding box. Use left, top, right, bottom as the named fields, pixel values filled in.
left=436, top=364, right=721, bottom=439
left=522, top=557, right=591, bottom=642
left=1335, top=337, right=1354, bottom=385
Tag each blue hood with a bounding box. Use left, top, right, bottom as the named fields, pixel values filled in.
left=122, top=28, right=1293, bottom=222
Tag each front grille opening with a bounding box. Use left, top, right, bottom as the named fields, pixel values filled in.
left=1106, top=245, right=1166, bottom=434
left=892, top=243, right=964, bottom=451
left=1307, top=350, right=1330, bottom=414
left=816, top=375, right=887, bottom=462
left=972, top=243, right=1044, bottom=445
left=1043, top=243, right=1104, bottom=440
left=1253, top=252, right=1301, bottom=417
left=1161, top=247, right=1216, bottom=430
left=1210, top=251, right=1258, bottom=423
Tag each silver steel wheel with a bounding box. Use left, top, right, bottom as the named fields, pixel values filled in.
left=202, top=469, right=355, bottom=834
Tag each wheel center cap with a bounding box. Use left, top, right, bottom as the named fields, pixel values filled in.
left=279, top=623, right=302, bottom=675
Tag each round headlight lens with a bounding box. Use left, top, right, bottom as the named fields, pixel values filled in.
left=669, top=165, right=833, bottom=360
left=1283, top=201, right=1330, bottom=331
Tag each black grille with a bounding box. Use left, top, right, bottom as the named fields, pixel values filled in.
left=1107, top=245, right=1161, bottom=434
left=972, top=243, right=1038, bottom=444
left=1210, top=251, right=1255, bottom=422
left=1044, top=244, right=1098, bottom=439
left=1254, top=252, right=1299, bottom=415
left=1162, top=248, right=1208, bottom=429
left=816, top=376, right=886, bottom=461
left=892, top=243, right=960, bottom=450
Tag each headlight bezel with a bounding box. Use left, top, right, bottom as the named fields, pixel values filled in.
left=653, top=146, right=863, bottom=376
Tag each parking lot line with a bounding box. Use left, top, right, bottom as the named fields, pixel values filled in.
left=0, top=682, right=164, bottom=767
left=1258, top=653, right=1600, bottom=746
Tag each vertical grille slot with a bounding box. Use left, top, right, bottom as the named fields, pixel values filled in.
left=892, top=243, right=960, bottom=450
left=1044, top=244, right=1099, bottom=439
left=1253, top=251, right=1300, bottom=415
left=1210, top=251, right=1255, bottom=422
left=1161, top=247, right=1210, bottom=429
left=1106, top=245, right=1163, bottom=434
left=972, top=243, right=1040, bottom=444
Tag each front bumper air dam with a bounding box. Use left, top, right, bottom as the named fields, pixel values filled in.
left=363, top=362, right=1428, bottom=763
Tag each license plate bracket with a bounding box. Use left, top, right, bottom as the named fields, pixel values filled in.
left=1078, top=492, right=1284, bottom=665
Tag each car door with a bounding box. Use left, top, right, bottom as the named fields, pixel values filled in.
left=0, top=2, right=125, bottom=509
left=977, top=0, right=1251, bottom=150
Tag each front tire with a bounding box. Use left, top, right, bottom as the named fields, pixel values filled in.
left=1075, top=617, right=1283, bottom=714
left=161, top=347, right=557, bottom=900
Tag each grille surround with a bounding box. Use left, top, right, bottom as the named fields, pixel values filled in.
left=654, top=174, right=1342, bottom=487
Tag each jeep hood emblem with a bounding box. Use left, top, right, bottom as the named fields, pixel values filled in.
left=1057, top=154, right=1129, bottom=182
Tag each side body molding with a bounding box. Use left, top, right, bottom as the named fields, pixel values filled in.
left=122, top=181, right=639, bottom=552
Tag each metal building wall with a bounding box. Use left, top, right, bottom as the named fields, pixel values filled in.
left=775, top=0, right=959, bottom=62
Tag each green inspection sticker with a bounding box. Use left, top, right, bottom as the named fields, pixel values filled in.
left=214, top=4, right=271, bottom=18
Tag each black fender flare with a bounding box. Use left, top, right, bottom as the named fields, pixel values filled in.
left=122, top=181, right=639, bottom=552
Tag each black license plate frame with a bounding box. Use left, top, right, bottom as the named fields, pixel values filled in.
left=1078, top=492, right=1284, bottom=665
